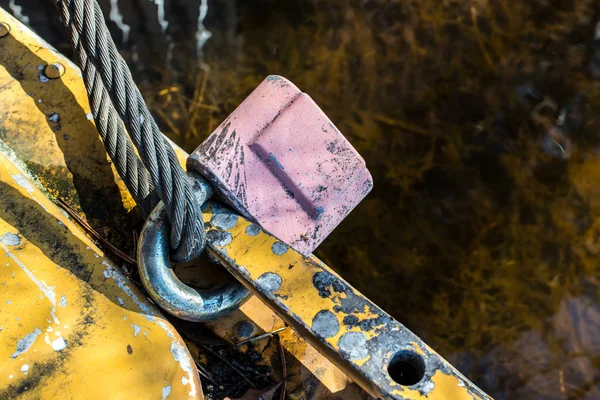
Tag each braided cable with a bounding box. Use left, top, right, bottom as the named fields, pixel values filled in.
left=57, top=2, right=159, bottom=215
left=54, top=0, right=205, bottom=262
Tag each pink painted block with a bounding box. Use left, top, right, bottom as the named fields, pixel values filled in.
left=187, top=75, right=373, bottom=255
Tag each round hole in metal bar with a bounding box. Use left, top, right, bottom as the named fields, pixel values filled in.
left=387, top=350, right=426, bottom=386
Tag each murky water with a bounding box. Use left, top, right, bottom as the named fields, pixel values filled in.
left=4, top=1, right=600, bottom=398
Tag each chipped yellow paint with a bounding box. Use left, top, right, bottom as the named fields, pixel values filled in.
left=352, top=355, right=371, bottom=367
left=201, top=202, right=491, bottom=399
left=0, top=150, right=201, bottom=399
left=0, top=11, right=137, bottom=215
left=0, top=8, right=367, bottom=399
left=410, top=342, right=428, bottom=358
left=0, top=9, right=200, bottom=399
left=201, top=204, right=375, bottom=347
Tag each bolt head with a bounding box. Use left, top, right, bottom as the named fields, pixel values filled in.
left=0, top=22, right=10, bottom=38
left=44, top=63, right=65, bottom=79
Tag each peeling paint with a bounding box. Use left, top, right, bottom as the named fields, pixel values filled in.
left=11, top=328, right=41, bottom=359
left=51, top=337, right=66, bottom=351
left=207, top=230, right=233, bottom=247
left=170, top=342, right=197, bottom=398
left=103, top=266, right=156, bottom=322
left=161, top=385, right=172, bottom=400
left=272, top=241, right=288, bottom=255
left=102, top=265, right=198, bottom=396
left=211, top=212, right=238, bottom=230
left=1, top=233, right=21, bottom=246
left=421, top=380, right=435, bottom=395
left=131, top=324, right=141, bottom=337
left=9, top=174, right=49, bottom=211
left=10, top=174, right=34, bottom=193
left=38, top=72, right=49, bottom=83
left=1, top=243, right=56, bottom=305
left=256, top=272, right=282, bottom=293
left=245, top=224, right=260, bottom=236
left=50, top=307, right=60, bottom=325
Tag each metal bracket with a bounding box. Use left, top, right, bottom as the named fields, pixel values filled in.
left=195, top=201, right=490, bottom=399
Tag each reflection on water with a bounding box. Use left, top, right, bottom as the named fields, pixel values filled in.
left=108, top=0, right=130, bottom=44
left=196, top=0, right=211, bottom=60
left=3, top=0, right=600, bottom=398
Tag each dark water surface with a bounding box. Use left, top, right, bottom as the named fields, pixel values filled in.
left=4, top=1, right=600, bottom=399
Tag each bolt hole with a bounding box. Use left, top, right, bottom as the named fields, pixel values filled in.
left=387, top=350, right=426, bottom=386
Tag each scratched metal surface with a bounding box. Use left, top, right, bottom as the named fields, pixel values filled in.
left=196, top=202, right=490, bottom=400
left=3, top=1, right=600, bottom=399
left=0, top=10, right=372, bottom=400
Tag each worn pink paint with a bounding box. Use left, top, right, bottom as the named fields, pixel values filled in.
left=187, top=75, right=373, bottom=255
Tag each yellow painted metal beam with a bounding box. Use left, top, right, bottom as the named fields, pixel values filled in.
left=200, top=202, right=490, bottom=399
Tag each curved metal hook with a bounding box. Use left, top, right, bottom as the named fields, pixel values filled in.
left=137, top=201, right=250, bottom=322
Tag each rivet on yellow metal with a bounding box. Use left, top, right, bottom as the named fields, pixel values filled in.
left=43, top=62, right=66, bottom=79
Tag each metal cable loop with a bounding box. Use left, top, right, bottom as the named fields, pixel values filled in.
left=54, top=0, right=206, bottom=262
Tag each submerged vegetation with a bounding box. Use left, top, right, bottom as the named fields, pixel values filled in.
left=5, top=0, right=600, bottom=398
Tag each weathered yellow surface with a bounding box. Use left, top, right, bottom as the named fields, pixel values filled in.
left=0, top=148, right=201, bottom=399
left=202, top=202, right=489, bottom=400
left=0, top=8, right=366, bottom=400
left=395, top=371, right=484, bottom=400
left=0, top=9, right=201, bottom=400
